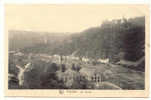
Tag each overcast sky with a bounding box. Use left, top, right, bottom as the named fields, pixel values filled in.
left=5, top=5, right=146, bottom=33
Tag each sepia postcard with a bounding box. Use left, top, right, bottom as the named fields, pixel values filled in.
left=5, top=4, right=150, bottom=97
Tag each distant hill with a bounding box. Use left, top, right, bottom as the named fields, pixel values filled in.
left=9, top=30, right=71, bottom=54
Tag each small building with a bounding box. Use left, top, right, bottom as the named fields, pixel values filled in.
left=79, top=67, right=102, bottom=83
left=52, top=54, right=61, bottom=64
left=9, top=51, right=16, bottom=55
left=14, top=52, right=24, bottom=56
left=97, top=58, right=109, bottom=64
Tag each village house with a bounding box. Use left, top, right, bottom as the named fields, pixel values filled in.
left=97, top=58, right=109, bottom=64
left=79, top=67, right=102, bottom=83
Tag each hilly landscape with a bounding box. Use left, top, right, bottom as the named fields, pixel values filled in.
left=8, top=16, right=145, bottom=89
left=9, top=16, right=145, bottom=70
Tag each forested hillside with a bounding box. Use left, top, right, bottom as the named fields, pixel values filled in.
left=60, top=16, right=145, bottom=62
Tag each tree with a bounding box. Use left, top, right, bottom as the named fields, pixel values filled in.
left=61, top=64, right=66, bottom=72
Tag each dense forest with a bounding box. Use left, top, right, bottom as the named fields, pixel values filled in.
left=9, top=16, right=145, bottom=65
